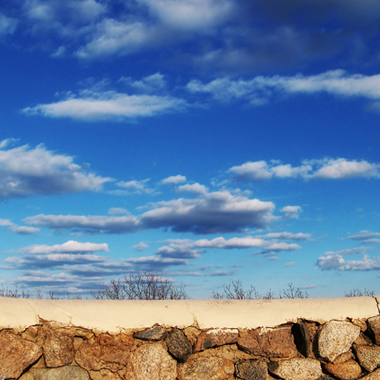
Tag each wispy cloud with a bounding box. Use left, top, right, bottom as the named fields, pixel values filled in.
left=186, top=71, right=380, bottom=108
left=161, top=175, right=187, bottom=185
left=346, top=230, right=380, bottom=244
left=229, top=158, right=380, bottom=181
left=25, top=190, right=279, bottom=235
left=23, top=89, right=187, bottom=121
left=17, top=240, right=109, bottom=254
left=0, top=218, right=40, bottom=235
left=0, top=140, right=111, bottom=199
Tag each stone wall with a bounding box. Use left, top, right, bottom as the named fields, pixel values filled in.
left=1, top=297, right=380, bottom=380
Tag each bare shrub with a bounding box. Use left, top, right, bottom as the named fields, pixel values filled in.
left=93, top=272, right=188, bottom=300
left=345, top=288, right=375, bottom=297
left=211, top=280, right=262, bottom=300
left=279, top=283, right=309, bottom=299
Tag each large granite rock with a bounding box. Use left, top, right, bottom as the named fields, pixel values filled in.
left=194, top=329, right=239, bottom=352
left=177, top=356, right=235, bottom=380
left=238, top=326, right=298, bottom=358
left=236, top=359, right=269, bottom=380
left=354, top=345, right=380, bottom=372
left=318, top=321, right=360, bottom=362
left=166, top=328, right=192, bottom=362
left=134, top=326, right=167, bottom=341
left=360, top=368, right=380, bottom=379
left=36, top=326, right=74, bottom=367
left=126, top=343, right=177, bottom=380
left=268, top=358, right=322, bottom=380
left=19, top=366, right=90, bottom=380
left=75, top=333, right=134, bottom=372
left=0, top=330, right=42, bottom=380
left=89, top=369, right=122, bottom=380
left=368, top=316, right=380, bottom=345
left=323, top=360, right=362, bottom=380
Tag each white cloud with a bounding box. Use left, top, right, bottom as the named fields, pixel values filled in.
left=24, top=214, right=140, bottom=234
left=263, top=242, right=300, bottom=252
left=23, top=90, right=187, bottom=121
left=186, top=70, right=380, bottom=107
left=132, top=242, right=149, bottom=251
left=156, top=245, right=201, bottom=259
left=25, top=190, right=278, bottom=235
left=350, top=231, right=380, bottom=239
left=17, top=240, right=109, bottom=254
left=0, top=218, right=40, bottom=235
left=116, top=179, right=154, bottom=195
left=161, top=175, right=187, bottom=185
left=194, top=236, right=265, bottom=249
left=0, top=13, right=18, bottom=36
left=140, top=190, right=275, bottom=234
left=281, top=206, right=302, bottom=219
left=311, top=158, right=380, bottom=179
left=0, top=140, right=111, bottom=198
left=176, top=183, right=208, bottom=195
left=140, top=0, right=235, bottom=31
left=317, top=254, right=380, bottom=271
left=258, top=232, right=311, bottom=240
left=229, top=158, right=380, bottom=181
left=119, top=73, right=167, bottom=93
left=108, top=207, right=130, bottom=215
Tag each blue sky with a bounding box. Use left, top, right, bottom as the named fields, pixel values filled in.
left=0, top=0, right=380, bottom=298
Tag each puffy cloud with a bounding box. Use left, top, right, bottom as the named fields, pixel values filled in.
left=17, top=240, right=109, bottom=254
left=140, top=190, right=275, bottom=234
left=175, top=183, right=208, bottom=195
left=161, top=175, right=187, bottom=185
left=194, top=236, right=265, bottom=249
left=156, top=245, right=201, bottom=259
left=25, top=191, right=275, bottom=234
left=229, top=158, right=380, bottom=181
left=0, top=140, right=111, bottom=199
left=23, top=90, right=187, bottom=121
left=317, top=254, right=380, bottom=271
left=0, top=218, right=40, bottom=235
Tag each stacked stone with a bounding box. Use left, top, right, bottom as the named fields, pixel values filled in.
left=1, top=315, right=380, bottom=380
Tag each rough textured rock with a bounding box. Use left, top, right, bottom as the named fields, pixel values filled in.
left=184, top=327, right=202, bottom=346
left=194, top=329, right=239, bottom=352
left=268, top=358, right=322, bottom=380
left=166, top=328, right=192, bottom=362
left=133, top=326, right=167, bottom=341
left=236, top=359, right=269, bottom=380
left=297, top=320, right=319, bottom=358
left=19, top=366, right=90, bottom=380
left=333, top=350, right=354, bottom=364
left=0, top=330, right=42, bottom=380
left=89, top=369, right=122, bottom=380
left=75, top=333, right=134, bottom=372
left=238, top=326, right=298, bottom=358
left=126, top=343, right=177, bottom=380
left=177, top=357, right=235, bottom=380
left=318, top=321, right=360, bottom=362
left=354, top=345, right=380, bottom=372
left=368, top=316, right=380, bottom=345
left=323, top=360, right=362, bottom=380
left=360, top=368, right=380, bottom=379
left=194, top=344, right=253, bottom=362
left=37, top=326, right=75, bottom=367
left=355, top=332, right=373, bottom=346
